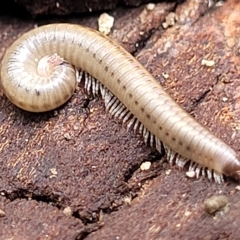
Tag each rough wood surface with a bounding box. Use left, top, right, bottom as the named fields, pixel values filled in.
left=1, top=0, right=240, bottom=239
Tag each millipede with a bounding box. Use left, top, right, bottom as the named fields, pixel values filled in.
left=1, top=23, right=240, bottom=183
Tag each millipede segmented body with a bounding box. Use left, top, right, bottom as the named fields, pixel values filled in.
left=1, top=23, right=240, bottom=183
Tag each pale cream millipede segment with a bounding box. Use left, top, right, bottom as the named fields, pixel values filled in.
left=1, top=24, right=240, bottom=183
